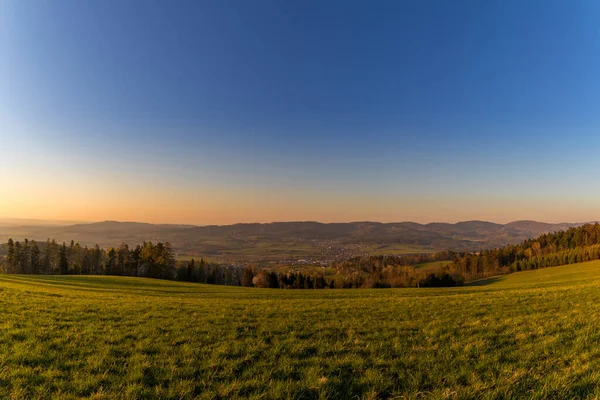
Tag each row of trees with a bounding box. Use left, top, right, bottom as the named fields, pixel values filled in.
left=175, top=258, right=245, bottom=286
left=250, top=269, right=333, bottom=289
left=0, top=238, right=335, bottom=288
left=2, top=238, right=178, bottom=279
left=331, top=223, right=600, bottom=287
left=331, top=251, right=458, bottom=273
left=250, top=252, right=465, bottom=289
left=450, top=223, right=600, bottom=281
left=332, top=265, right=463, bottom=288
left=0, top=238, right=465, bottom=288
left=327, top=252, right=462, bottom=288
left=297, top=225, right=600, bottom=287
left=0, top=238, right=324, bottom=288
left=7, top=225, right=597, bottom=289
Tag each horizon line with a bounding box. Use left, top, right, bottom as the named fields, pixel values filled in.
left=0, top=216, right=589, bottom=227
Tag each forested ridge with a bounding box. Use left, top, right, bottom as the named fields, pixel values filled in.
left=323, top=223, right=600, bottom=287
left=450, top=223, right=600, bottom=281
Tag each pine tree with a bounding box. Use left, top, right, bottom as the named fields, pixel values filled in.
left=117, top=243, right=129, bottom=276
left=92, top=245, right=102, bottom=274
left=14, top=241, right=23, bottom=274
left=22, top=239, right=31, bottom=274
left=6, top=238, right=15, bottom=273
left=106, top=248, right=117, bottom=275
left=43, top=240, right=52, bottom=274
left=59, top=243, right=69, bottom=275
left=162, top=242, right=176, bottom=280
left=187, top=259, right=196, bottom=281
left=130, top=245, right=141, bottom=276
left=30, top=242, right=41, bottom=274
left=82, top=246, right=91, bottom=275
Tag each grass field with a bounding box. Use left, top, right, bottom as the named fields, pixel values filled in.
left=3, top=262, right=600, bottom=398
left=362, top=244, right=436, bottom=256
left=412, top=260, right=452, bottom=272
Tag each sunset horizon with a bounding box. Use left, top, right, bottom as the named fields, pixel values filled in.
left=3, top=1, right=600, bottom=226
left=0, top=213, right=593, bottom=227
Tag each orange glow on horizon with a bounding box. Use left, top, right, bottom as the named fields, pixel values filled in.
left=1, top=190, right=594, bottom=225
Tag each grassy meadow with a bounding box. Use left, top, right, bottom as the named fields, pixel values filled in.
left=362, top=243, right=436, bottom=256
left=3, top=262, right=600, bottom=398
left=412, top=260, right=453, bottom=272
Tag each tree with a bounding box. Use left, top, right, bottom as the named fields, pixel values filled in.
left=252, top=270, right=271, bottom=288
left=21, top=239, right=31, bottom=274
left=92, top=245, right=102, bottom=275
left=42, top=240, right=52, bottom=274
left=82, top=246, right=91, bottom=275
left=130, top=245, right=141, bottom=276
left=315, top=275, right=327, bottom=289
left=241, top=268, right=254, bottom=287
left=14, top=241, right=23, bottom=274
left=160, top=242, right=176, bottom=280
left=106, top=248, right=117, bottom=275
left=6, top=238, right=15, bottom=273
left=186, top=259, right=196, bottom=281
left=30, top=242, right=41, bottom=274
left=59, top=243, right=69, bottom=275
left=71, top=242, right=83, bottom=274
left=116, top=243, right=129, bottom=276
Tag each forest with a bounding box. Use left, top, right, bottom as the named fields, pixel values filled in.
left=3, top=224, right=600, bottom=288
left=311, top=224, right=600, bottom=287
left=449, top=223, right=600, bottom=281
left=0, top=239, right=245, bottom=286
left=0, top=238, right=459, bottom=288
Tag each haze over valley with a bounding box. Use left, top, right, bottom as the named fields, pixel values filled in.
left=0, top=218, right=582, bottom=263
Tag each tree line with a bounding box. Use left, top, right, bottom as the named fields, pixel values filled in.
left=5, top=225, right=598, bottom=289
left=2, top=238, right=180, bottom=279
left=323, top=251, right=462, bottom=288
left=320, top=224, right=600, bottom=287
left=0, top=238, right=327, bottom=288
left=0, top=238, right=463, bottom=288
left=1, top=238, right=246, bottom=285
left=243, top=251, right=462, bottom=289
left=449, top=223, right=600, bottom=281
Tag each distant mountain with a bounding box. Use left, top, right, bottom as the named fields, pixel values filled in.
left=503, top=220, right=579, bottom=236
left=0, top=218, right=87, bottom=227
left=0, top=220, right=584, bottom=263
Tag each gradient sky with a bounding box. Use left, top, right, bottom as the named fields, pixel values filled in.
left=2, top=0, right=600, bottom=225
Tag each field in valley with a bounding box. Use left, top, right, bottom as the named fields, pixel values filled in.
left=3, top=262, right=600, bottom=398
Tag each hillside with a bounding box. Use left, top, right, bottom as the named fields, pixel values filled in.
left=468, top=259, right=600, bottom=288
left=0, top=220, right=581, bottom=263
left=2, top=261, right=600, bottom=398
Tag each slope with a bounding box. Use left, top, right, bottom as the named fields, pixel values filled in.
left=1, top=261, right=600, bottom=398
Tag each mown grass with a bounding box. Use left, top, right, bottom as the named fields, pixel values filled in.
left=3, top=261, right=600, bottom=398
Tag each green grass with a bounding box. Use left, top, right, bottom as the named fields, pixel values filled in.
left=4, top=262, right=600, bottom=398
left=362, top=243, right=436, bottom=255
left=412, top=260, right=452, bottom=272
left=174, top=242, right=437, bottom=263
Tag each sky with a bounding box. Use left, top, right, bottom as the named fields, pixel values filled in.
left=1, top=0, right=600, bottom=225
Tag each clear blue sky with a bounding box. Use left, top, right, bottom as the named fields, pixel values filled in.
left=2, top=0, right=600, bottom=224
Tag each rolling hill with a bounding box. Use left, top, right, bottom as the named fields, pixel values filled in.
left=1, top=260, right=600, bottom=398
